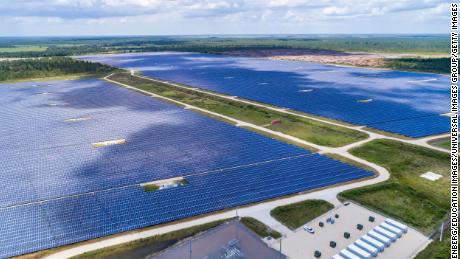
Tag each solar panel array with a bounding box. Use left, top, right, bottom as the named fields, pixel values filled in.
left=80, top=52, right=450, bottom=137
left=0, top=79, right=372, bottom=258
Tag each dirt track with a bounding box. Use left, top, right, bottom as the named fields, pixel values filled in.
left=225, top=49, right=447, bottom=68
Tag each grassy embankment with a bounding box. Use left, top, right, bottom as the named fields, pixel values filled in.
left=0, top=57, right=116, bottom=83
left=107, top=73, right=367, bottom=148
left=429, top=137, right=450, bottom=150
left=240, top=217, right=282, bottom=239
left=340, top=139, right=449, bottom=234
left=270, top=200, right=334, bottom=230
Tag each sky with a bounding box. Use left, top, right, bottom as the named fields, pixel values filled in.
left=0, top=0, right=451, bottom=36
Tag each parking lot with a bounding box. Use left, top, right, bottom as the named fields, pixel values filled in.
left=275, top=203, right=429, bottom=259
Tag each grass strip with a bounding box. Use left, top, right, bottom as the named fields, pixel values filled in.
left=270, top=200, right=334, bottom=230
left=71, top=219, right=229, bottom=259
left=108, top=72, right=368, bottom=148
left=240, top=217, right=281, bottom=239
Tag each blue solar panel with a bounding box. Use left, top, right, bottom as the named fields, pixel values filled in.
left=0, top=79, right=373, bottom=258
left=80, top=52, right=450, bottom=137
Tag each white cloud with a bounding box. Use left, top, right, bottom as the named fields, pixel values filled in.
left=0, top=0, right=450, bottom=35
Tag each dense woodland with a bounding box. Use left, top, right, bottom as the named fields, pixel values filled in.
left=0, top=35, right=449, bottom=58
left=0, top=35, right=450, bottom=78
left=384, top=58, right=449, bottom=74
left=0, top=57, right=115, bottom=81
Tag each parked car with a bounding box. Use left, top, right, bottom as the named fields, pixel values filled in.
left=303, top=226, right=315, bottom=233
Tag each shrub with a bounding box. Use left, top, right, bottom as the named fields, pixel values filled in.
left=319, top=221, right=324, bottom=227
left=357, top=224, right=364, bottom=230
left=334, top=214, right=339, bottom=219
left=369, top=216, right=375, bottom=222
left=344, top=232, right=351, bottom=239
left=314, top=250, right=322, bottom=258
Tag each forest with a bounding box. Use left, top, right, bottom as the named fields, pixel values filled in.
left=384, top=58, right=449, bottom=74
left=0, top=35, right=450, bottom=75
left=0, top=57, right=115, bottom=82
left=0, top=35, right=449, bottom=58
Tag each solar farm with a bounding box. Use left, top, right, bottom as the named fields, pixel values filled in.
left=0, top=79, right=373, bottom=258
left=81, top=52, right=450, bottom=137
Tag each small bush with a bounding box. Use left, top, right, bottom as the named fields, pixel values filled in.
left=334, top=214, right=339, bottom=219
left=369, top=216, right=375, bottom=222
left=344, top=232, right=351, bottom=239
left=319, top=221, right=324, bottom=227
left=357, top=224, right=364, bottom=230
left=314, top=250, right=322, bottom=258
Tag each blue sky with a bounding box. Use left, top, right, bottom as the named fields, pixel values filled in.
left=0, top=0, right=450, bottom=36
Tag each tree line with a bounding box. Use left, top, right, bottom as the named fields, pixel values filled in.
left=0, top=57, right=115, bottom=81
left=384, top=58, right=449, bottom=74
left=0, top=36, right=449, bottom=58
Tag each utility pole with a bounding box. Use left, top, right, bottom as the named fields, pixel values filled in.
left=279, top=237, right=283, bottom=259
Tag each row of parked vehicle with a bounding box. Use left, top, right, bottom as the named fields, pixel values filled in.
left=332, top=218, right=409, bottom=259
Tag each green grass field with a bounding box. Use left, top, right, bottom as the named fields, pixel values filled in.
left=340, top=139, right=449, bottom=233
left=0, top=45, right=48, bottom=53
left=108, top=73, right=368, bottom=148
left=270, top=200, right=334, bottom=229
left=240, top=217, right=281, bottom=239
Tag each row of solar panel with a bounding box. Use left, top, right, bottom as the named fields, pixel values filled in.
left=79, top=52, right=450, bottom=137
left=0, top=155, right=373, bottom=258
left=0, top=79, right=310, bottom=207
left=147, top=69, right=450, bottom=137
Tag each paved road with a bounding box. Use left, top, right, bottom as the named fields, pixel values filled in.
left=44, top=73, right=448, bottom=259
